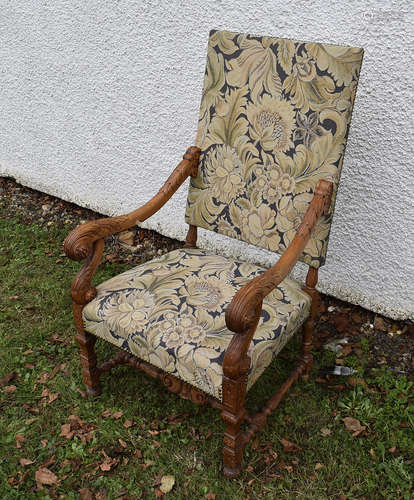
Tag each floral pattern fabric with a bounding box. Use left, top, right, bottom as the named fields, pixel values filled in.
left=185, top=30, right=364, bottom=267
left=83, top=248, right=311, bottom=400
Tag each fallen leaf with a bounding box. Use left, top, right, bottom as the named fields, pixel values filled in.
left=60, top=423, right=74, bottom=439
left=79, top=488, right=94, bottom=500
left=280, top=438, right=301, bottom=453
left=348, top=377, right=368, bottom=388
left=374, top=316, right=388, bottom=331
left=343, top=417, right=366, bottom=437
left=16, top=434, right=25, bottom=448
left=112, top=411, right=123, bottom=419
left=118, top=439, right=127, bottom=448
left=315, top=463, right=323, bottom=470
left=320, top=428, right=332, bottom=437
left=160, top=475, right=175, bottom=494
left=205, top=493, right=216, bottom=499
left=124, top=420, right=134, bottom=428
left=3, top=385, right=17, bottom=393
left=41, top=388, right=59, bottom=404
left=119, top=231, right=135, bottom=246
left=341, top=345, right=353, bottom=357
left=41, top=440, right=48, bottom=448
left=35, top=467, right=58, bottom=488
left=20, top=458, right=34, bottom=467
left=0, top=372, right=17, bottom=386
left=369, top=448, right=377, bottom=460
left=99, top=459, right=112, bottom=472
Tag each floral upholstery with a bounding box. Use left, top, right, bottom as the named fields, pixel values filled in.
left=83, top=248, right=311, bottom=400
left=185, top=30, right=364, bottom=267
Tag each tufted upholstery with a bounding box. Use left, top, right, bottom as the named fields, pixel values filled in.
left=83, top=248, right=311, bottom=400
left=185, top=30, right=364, bottom=268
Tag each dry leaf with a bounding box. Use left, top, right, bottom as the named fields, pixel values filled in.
left=160, top=475, right=175, bottom=494
left=3, top=385, right=17, bottom=393
left=205, top=493, right=216, bottom=499
left=16, top=434, right=25, bottom=448
left=343, top=417, right=366, bottom=437
left=20, top=458, right=34, bottom=466
left=35, top=467, right=58, bottom=488
left=320, top=428, right=332, bottom=437
left=112, top=411, right=123, bottom=419
left=374, top=316, right=388, bottom=331
left=79, top=488, right=94, bottom=500
left=99, top=459, right=112, bottom=472
left=0, top=372, right=17, bottom=386
left=341, top=345, right=353, bottom=357
left=41, top=440, right=48, bottom=448
left=348, top=377, right=368, bottom=388
left=119, top=231, right=135, bottom=246
left=102, top=409, right=112, bottom=418
left=59, top=423, right=74, bottom=439
left=369, top=448, right=377, bottom=460
left=118, top=439, right=127, bottom=448
left=315, top=463, right=323, bottom=470
left=40, top=388, right=59, bottom=403
left=124, top=420, right=134, bottom=428
left=280, top=438, right=301, bottom=453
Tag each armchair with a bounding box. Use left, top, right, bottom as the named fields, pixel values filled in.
left=64, top=30, right=363, bottom=477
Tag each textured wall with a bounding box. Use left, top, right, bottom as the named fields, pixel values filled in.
left=1, top=1, right=413, bottom=320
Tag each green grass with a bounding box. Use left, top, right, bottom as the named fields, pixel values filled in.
left=0, top=216, right=413, bottom=499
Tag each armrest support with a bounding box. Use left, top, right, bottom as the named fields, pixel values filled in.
left=64, top=146, right=200, bottom=262
left=223, top=180, right=333, bottom=378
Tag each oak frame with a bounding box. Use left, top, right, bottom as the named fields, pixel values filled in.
left=64, top=146, right=333, bottom=478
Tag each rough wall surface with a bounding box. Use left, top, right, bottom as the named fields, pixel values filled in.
left=1, top=1, right=413, bottom=320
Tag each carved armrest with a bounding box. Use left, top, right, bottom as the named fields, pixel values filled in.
left=64, top=146, right=200, bottom=262
left=64, top=146, right=200, bottom=305
left=223, top=180, right=333, bottom=378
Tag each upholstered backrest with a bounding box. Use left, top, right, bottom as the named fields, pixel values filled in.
left=185, top=30, right=363, bottom=268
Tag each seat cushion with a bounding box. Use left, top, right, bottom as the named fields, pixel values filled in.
left=83, top=248, right=311, bottom=400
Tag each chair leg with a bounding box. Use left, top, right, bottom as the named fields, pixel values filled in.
left=301, top=317, right=314, bottom=380
left=73, top=303, right=101, bottom=397
left=302, top=266, right=320, bottom=381
left=221, top=373, right=247, bottom=478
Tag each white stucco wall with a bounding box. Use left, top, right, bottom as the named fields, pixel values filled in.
left=1, top=1, right=413, bottom=321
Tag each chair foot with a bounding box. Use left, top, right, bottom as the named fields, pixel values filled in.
left=85, top=384, right=102, bottom=397
left=223, top=464, right=242, bottom=479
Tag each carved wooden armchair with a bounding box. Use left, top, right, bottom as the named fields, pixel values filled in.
left=64, top=30, right=363, bottom=477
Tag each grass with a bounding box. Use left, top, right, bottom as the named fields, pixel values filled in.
left=0, top=215, right=413, bottom=499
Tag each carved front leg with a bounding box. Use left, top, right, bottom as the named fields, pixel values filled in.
left=221, top=373, right=247, bottom=478
left=73, top=303, right=101, bottom=397
left=220, top=353, right=251, bottom=478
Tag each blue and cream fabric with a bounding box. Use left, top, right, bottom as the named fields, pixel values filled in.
left=185, top=30, right=364, bottom=268
left=83, top=248, right=311, bottom=400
